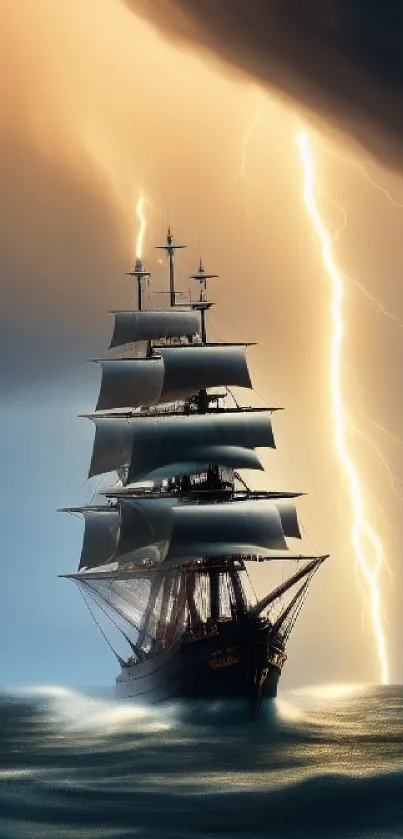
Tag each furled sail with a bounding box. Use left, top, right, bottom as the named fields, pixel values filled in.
left=109, top=309, right=200, bottom=348
left=166, top=500, right=288, bottom=559
left=88, top=410, right=275, bottom=480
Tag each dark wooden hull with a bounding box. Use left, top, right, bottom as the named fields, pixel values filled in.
left=115, top=618, right=285, bottom=713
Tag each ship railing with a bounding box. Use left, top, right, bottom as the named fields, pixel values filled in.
left=144, top=401, right=187, bottom=416
left=151, top=335, right=202, bottom=348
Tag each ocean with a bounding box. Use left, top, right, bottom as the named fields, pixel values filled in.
left=1, top=683, right=402, bottom=839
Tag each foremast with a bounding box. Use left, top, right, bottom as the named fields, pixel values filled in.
left=61, top=229, right=327, bottom=668
left=127, top=258, right=150, bottom=311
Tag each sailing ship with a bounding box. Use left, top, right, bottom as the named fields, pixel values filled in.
left=61, top=229, right=327, bottom=716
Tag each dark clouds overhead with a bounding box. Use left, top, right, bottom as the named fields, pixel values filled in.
left=126, top=0, right=403, bottom=166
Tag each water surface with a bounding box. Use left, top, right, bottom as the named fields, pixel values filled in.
left=1, top=684, right=402, bottom=838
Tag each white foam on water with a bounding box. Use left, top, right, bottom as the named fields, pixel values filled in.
left=12, top=684, right=174, bottom=734
left=274, top=696, right=306, bottom=723
left=0, top=770, right=37, bottom=781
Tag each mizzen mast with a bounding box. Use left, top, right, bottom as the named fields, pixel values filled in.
left=190, top=259, right=218, bottom=345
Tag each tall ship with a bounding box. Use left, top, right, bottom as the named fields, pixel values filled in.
left=61, top=229, right=327, bottom=716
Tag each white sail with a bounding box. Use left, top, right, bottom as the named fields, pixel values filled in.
left=166, top=500, right=287, bottom=558
left=109, top=309, right=200, bottom=348
left=68, top=498, right=302, bottom=575
left=127, top=411, right=274, bottom=483
left=72, top=498, right=303, bottom=574
left=95, top=357, right=164, bottom=412
left=274, top=501, right=302, bottom=539
left=95, top=345, right=252, bottom=412
left=113, top=498, right=178, bottom=564
left=68, top=508, right=119, bottom=570
left=158, top=345, right=252, bottom=402
left=88, top=417, right=133, bottom=478
left=88, top=410, right=274, bottom=479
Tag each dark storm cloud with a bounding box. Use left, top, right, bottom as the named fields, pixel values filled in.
left=127, top=0, right=403, bottom=165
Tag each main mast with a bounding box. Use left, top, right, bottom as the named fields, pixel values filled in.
left=156, top=228, right=187, bottom=307
left=189, top=257, right=222, bottom=622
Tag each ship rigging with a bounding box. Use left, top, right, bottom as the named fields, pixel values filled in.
left=60, top=228, right=327, bottom=715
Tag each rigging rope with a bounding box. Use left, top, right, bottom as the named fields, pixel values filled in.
left=85, top=586, right=142, bottom=657
left=84, top=580, right=144, bottom=637
left=77, top=585, right=126, bottom=665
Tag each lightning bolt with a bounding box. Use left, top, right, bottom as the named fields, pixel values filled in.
left=354, top=164, right=403, bottom=209
left=367, top=414, right=403, bottom=450
left=353, top=424, right=403, bottom=514
left=344, top=269, right=403, bottom=331
left=135, top=194, right=147, bottom=261
left=237, top=111, right=397, bottom=682
left=320, top=192, right=403, bottom=330
left=298, top=131, right=389, bottom=685
left=321, top=141, right=403, bottom=210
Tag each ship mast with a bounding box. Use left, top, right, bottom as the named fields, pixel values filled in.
left=190, top=259, right=218, bottom=344
left=127, top=257, right=150, bottom=311
left=156, top=228, right=187, bottom=307
left=190, top=258, right=225, bottom=623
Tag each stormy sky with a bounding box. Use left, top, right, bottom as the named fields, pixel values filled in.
left=2, top=0, right=403, bottom=688
left=128, top=1, right=403, bottom=164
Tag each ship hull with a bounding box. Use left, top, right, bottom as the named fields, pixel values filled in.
left=115, top=618, right=284, bottom=709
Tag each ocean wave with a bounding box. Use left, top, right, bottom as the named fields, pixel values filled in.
left=1, top=685, right=403, bottom=838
